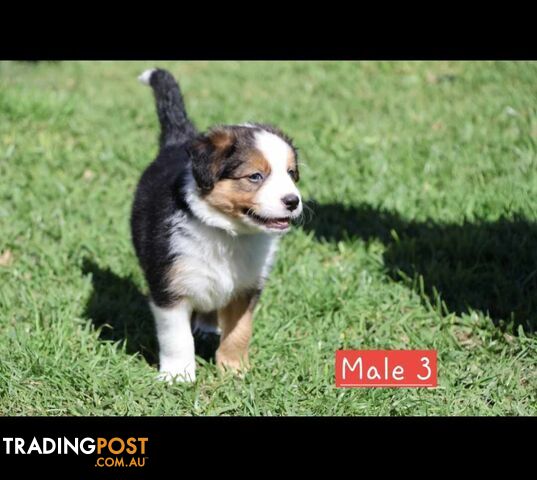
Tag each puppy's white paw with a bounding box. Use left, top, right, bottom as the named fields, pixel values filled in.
left=157, top=359, right=196, bottom=383
left=157, top=371, right=196, bottom=384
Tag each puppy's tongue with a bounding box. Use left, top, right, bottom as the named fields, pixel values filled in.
left=266, top=218, right=290, bottom=230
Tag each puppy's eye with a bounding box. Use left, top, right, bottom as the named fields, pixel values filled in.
left=248, top=172, right=264, bottom=183
left=288, top=169, right=296, bottom=179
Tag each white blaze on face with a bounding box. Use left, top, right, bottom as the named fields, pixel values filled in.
left=254, top=130, right=302, bottom=219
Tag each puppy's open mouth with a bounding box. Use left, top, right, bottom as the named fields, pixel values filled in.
left=243, top=210, right=291, bottom=230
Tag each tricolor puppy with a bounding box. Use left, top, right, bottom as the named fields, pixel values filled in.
left=131, top=69, right=302, bottom=382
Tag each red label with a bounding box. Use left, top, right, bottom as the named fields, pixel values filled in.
left=335, top=350, right=437, bottom=388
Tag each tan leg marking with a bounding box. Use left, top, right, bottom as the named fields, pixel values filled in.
left=216, top=294, right=256, bottom=372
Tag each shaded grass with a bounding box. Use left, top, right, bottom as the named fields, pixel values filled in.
left=0, top=61, right=536, bottom=415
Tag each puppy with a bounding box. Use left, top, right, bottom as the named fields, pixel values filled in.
left=131, top=68, right=302, bottom=382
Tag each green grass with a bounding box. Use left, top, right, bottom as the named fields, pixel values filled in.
left=1, top=61, right=536, bottom=415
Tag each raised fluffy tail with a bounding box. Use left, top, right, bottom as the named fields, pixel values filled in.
left=138, top=68, right=197, bottom=148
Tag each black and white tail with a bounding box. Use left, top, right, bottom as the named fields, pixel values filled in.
left=138, top=68, right=197, bottom=148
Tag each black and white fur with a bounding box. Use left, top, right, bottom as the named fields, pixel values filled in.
left=131, top=68, right=302, bottom=382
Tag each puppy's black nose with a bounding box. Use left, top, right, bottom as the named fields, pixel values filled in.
left=282, top=194, right=300, bottom=211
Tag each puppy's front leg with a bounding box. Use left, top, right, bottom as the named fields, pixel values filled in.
left=150, top=299, right=196, bottom=382
left=216, top=293, right=258, bottom=372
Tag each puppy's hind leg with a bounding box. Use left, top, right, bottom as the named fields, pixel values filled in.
left=192, top=311, right=221, bottom=336
left=150, top=299, right=196, bottom=383
left=192, top=311, right=221, bottom=362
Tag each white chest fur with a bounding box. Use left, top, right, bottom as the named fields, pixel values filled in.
left=167, top=214, right=279, bottom=312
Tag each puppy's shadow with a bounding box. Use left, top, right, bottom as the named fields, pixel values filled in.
left=302, top=202, right=537, bottom=333
left=82, top=259, right=218, bottom=365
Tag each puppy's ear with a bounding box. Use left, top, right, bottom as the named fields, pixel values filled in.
left=188, top=128, right=237, bottom=192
